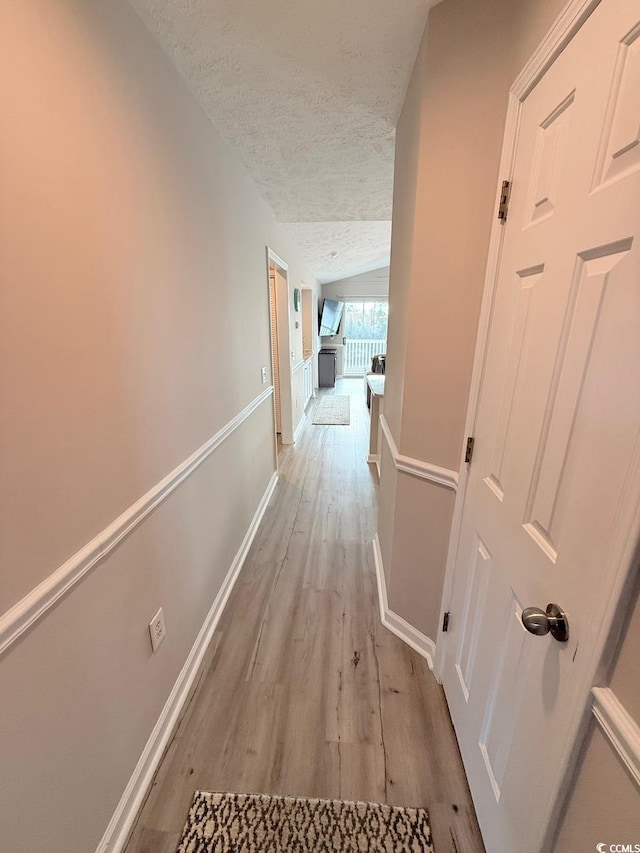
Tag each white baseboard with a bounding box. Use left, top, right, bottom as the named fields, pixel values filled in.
left=96, top=471, right=279, bottom=853
left=293, top=412, right=307, bottom=443
left=366, top=455, right=381, bottom=479
left=372, top=534, right=435, bottom=670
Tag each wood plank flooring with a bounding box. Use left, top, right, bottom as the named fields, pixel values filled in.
left=125, top=379, right=485, bottom=853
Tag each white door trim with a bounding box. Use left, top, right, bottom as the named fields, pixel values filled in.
left=435, top=0, right=603, bottom=682
left=266, top=247, right=294, bottom=446
left=266, top=247, right=288, bottom=272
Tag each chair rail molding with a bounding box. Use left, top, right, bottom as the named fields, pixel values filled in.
left=379, top=414, right=459, bottom=491
left=0, top=386, right=275, bottom=658
left=373, top=534, right=436, bottom=670
left=592, top=687, right=640, bottom=788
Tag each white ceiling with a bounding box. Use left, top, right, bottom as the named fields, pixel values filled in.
left=129, top=0, right=432, bottom=282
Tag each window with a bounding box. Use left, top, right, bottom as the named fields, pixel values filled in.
left=343, top=301, right=388, bottom=375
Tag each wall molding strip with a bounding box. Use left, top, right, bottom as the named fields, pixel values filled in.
left=379, top=414, right=458, bottom=491
left=96, top=471, right=279, bottom=853
left=0, top=386, right=275, bottom=659
left=372, top=535, right=436, bottom=670
left=592, top=687, right=640, bottom=788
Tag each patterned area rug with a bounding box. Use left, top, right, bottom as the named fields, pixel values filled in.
left=176, top=791, right=434, bottom=852
left=312, top=395, right=351, bottom=425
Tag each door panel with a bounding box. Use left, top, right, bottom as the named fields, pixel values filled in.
left=478, top=593, right=529, bottom=802
left=525, top=92, right=575, bottom=226
left=443, top=2, right=640, bottom=850
left=523, top=239, right=633, bottom=562
left=455, top=536, right=492, bottom=701
left=594, top=21, right=640, bottom=188
left=484, top=263, right=546, bottom=503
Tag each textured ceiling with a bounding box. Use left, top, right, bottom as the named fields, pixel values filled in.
left=129, top=0, right=432, bottom=281
left=283, top=221, right=392, bottom=283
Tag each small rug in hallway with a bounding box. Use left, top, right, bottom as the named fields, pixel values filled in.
left=176, top=791, right=434, bottom=852
left=312, top=395, right=350, bottom=425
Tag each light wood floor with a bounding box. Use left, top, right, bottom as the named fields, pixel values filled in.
left=125, top=379, right=485, bottom=853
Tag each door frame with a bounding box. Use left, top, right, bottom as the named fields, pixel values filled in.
left=266, top=247, right=294, bottom=452
left=435, top=0, right=640, bottom=847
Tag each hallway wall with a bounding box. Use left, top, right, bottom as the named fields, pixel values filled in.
left=0, top=1, right=317, bottom=850
left=377, top=0, right=567, bottom=647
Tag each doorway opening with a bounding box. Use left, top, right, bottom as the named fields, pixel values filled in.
left=267, top=249, right=294, bottom=450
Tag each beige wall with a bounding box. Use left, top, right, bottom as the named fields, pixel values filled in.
left=382, top=30, right=426, bottom=442
left=552, top=575, right=640, bottom=850
left=387, top=477, right=456, bottom=635
left=0, top=1, right=317, bottom=850
left=398, top=0, right=523, bottom=470
left=553, top=724, right=640, bottom=849
left=378, top=0, right=567, bottom=641
left=610, top=583, right=640, bottom=722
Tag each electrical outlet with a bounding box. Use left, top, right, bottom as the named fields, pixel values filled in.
left=148, top=607, right=166, bottom=653
left=261, top=366, right=267, bottom=384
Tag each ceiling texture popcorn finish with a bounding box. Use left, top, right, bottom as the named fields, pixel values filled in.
left=128, top=0, right=432, bottom=282
left=282, top=221, right=393, bottom=283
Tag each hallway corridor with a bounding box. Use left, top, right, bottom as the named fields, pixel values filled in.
left=125, top=380, right=484, bottom=853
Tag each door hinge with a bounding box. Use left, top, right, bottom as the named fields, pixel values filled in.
left=498, top=179, right=511, bottom=221
left=442, top=611, right=451, bottom=633
left=465, top=436, right=475, bottom=464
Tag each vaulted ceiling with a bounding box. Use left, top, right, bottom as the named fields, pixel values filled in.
left=129, top=0, right=432, bottom=282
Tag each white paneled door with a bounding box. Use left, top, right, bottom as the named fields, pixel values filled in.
left=443, top=1, right=640, bottom=851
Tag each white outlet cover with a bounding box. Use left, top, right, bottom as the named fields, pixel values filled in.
left=149, top=607, right=166, bottom=653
